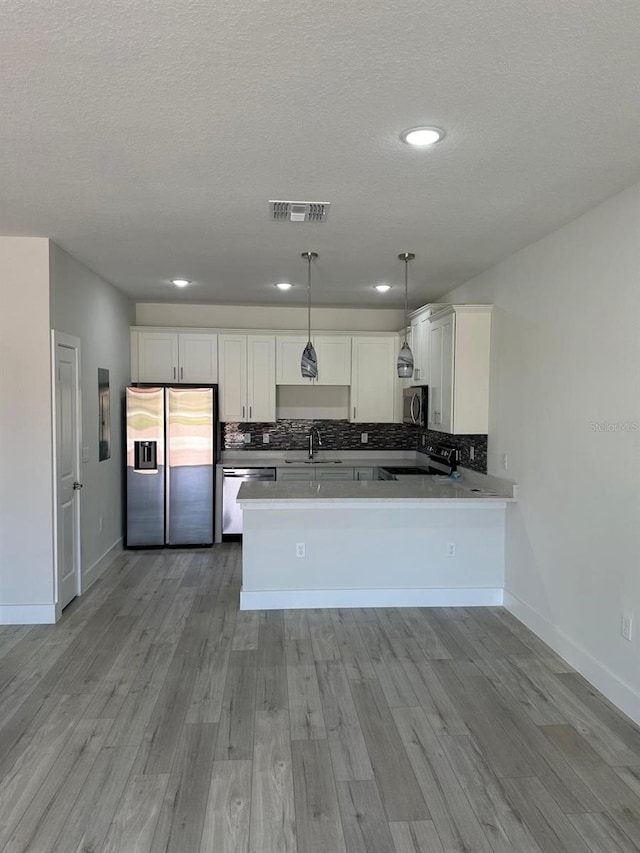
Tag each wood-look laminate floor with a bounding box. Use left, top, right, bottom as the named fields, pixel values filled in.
left=1, top=545, right=639, bottom=852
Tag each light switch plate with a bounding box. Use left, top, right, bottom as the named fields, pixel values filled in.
left=82, top=446, right=90, bottom=463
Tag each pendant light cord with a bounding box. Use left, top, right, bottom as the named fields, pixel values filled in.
left=403, top=257, right=409, bottom=344
left=307, top=253, right=312, bottom=342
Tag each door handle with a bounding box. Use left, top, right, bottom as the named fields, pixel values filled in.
left=73, top=481, right=83, bottom=490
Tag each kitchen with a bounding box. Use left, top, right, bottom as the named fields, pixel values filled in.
left=1, top=2, right=640, bottom=849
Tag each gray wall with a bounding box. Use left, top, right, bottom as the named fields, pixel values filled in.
left=0, top=238, right=55, bottom=618
left=49, top=244, right=133, bottom=586
left=440, top=181, right=640, bottom=722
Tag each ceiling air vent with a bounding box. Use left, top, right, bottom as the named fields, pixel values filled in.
left=269, top=200, right=331, bottom=223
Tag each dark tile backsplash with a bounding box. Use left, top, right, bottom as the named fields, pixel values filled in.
left=415, top=428, right=488, bottom=473
left=223, top=420, right=488, bottom=473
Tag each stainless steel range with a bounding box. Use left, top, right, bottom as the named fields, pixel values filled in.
left=378, top=445, right=458, bottom=480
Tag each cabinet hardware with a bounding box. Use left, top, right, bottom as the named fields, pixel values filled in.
left=249, top=406, right=252, bottom=418
left=242, top=406, right=245, bottom=419
left=180, top=367, right=183, bottom=380
left=353, top=407, right=356, bottom=419
left=73, top=481, right=83, bottom=490
left=173, top=367, right=176, bottom=379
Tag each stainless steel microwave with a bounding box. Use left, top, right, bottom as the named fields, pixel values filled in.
left=402, top=386, right=428, bottom=427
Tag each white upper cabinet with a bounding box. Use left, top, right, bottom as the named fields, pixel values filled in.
left=135, top=331, right=217, bottom=383
left=137, top=332, right=179, bottom=382
left=276, top=336, right=311, bottom=385
left=247, top=335, right=276, bottom=421
left=428, top=306, right=492, bottom=434
left=350, top=336, right=396, bottom=423
left=219, top=334, right=275, bottom=422
left=276, top=335, right=351, bottom=385
left=178, top=333, right=218, bottom=383
left=314, top=336, right=351, bottom=385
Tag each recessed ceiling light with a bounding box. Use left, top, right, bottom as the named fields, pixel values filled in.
left=375, top=284, right=392, bottom=292
left=400, top=126, right=445, bottom=146
left=171, top=278, right=190, bottom=288
left=275, top=282, right=293, bottom=290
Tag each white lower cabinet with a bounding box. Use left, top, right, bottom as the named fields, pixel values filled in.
left=277, top=467, right=355, bottom=482
left=218, top=334, right=275, bottom=422
left=350, top=337, right=396, bottom=423
left=354, top=467, right=375, bottom=480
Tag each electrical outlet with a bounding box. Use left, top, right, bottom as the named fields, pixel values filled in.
left=242, top=433, right=251, bottom=444
left=469, top=445, right=475, bottom=462
left=501, top=453, right=509, bottom=471
left=622, top=612, right=633, bottom=641
left=421, top=435, right=426, bottom=446
left=262, top=433, right=270, bottom=444
left=361, top=432, right=368, bottom=444
left=446, top=542, right=456, bottom=557
left=296, top=543, right=306, bottom=558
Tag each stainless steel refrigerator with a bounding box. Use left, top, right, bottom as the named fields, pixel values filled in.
left=125, top=386, right=218, bottom=547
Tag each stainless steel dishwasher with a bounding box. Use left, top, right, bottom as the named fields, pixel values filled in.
left=222, top=468, right=276, bottom=535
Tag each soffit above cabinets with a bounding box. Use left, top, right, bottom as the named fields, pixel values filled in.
left=2, top=1, right=640, bottom=308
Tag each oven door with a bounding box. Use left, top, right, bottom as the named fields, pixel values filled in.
left=402, top=387, right=426, bottom=426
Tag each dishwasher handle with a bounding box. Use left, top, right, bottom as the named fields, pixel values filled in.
left=223, top=468, right=276, bottom=480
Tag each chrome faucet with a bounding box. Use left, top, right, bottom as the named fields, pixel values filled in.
left=308, top=428, right=322, bottom=459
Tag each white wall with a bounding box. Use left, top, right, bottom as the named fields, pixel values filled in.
left=440, top=181, right=640, bottom=722
left=136, top=302, right=405, bottom=332
left=0, top=238, right=56, bottom=620
left=50, top=244, right=133, bottom=589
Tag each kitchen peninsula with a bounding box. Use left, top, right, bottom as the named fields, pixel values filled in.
left=237, top=471, right=516, bottom=610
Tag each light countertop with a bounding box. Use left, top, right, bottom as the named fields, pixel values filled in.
left=237, top=476, right=516, bottom=505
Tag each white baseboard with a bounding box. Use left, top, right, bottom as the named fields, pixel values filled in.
left=504, top=590, right=640, bottom=726
left=241, top=587, right=504, bottom=611
left=82, top=538, right=123, bottom=593
left=0, top=603, right=57, bottom=625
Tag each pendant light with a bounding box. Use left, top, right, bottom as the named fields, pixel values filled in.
left=397, top=252, right=415, bottom=378
left=301, top=251, right=319, bottom=379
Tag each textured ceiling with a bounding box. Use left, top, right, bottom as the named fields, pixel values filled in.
left=2, top=0, right=640, bottom=308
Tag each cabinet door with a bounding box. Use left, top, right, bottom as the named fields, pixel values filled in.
left=276, top=336, right=311, bottom=385
left=314, top=336, right=351, bottom=385
left=418, top=313, right=431, bottom=384
left=439, top=315, right=454, bottom=433
left=410, top=318, right=422, bottom=381
left=247, top=336, right=276, bottom=422
left=315, top=468, right=354, bottom=481
left=428, top=314, right=455, bottom=433
left=178, top=333, right=218, bottom=383
left=218, top=335, right=247, bottom=422
left=354, top=467, right=375, bottom=481
left=138, top=332, right=178, bottom=382
left=351, top=337, right=396, bottom=423
left=428, top=321, right=443, bottom=430
left=276, top=468, right=316, bottom=481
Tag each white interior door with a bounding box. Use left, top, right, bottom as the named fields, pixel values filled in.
left=54, top=334, right=81, bottom=609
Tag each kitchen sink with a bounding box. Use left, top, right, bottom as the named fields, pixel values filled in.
left=284, top=459, right=343, bottom=465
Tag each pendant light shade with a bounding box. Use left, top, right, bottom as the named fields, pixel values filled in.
left=301, top=251, right=318, bottom=379
left=397, top=252, right=415, bottom=378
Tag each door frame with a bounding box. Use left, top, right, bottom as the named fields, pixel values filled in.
left=51, top=330, right=82, bottom=617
